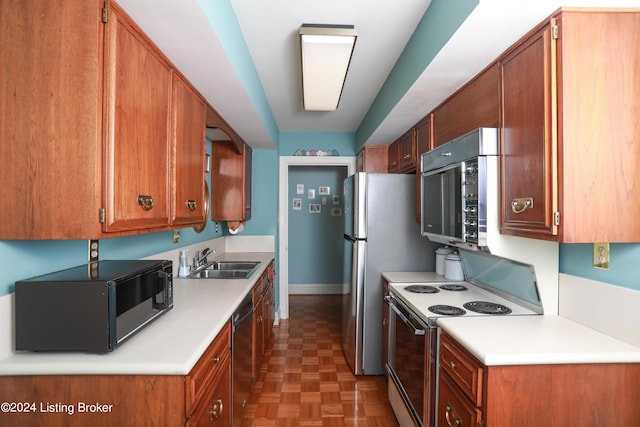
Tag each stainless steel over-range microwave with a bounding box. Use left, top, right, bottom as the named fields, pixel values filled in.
left=420, top=128, right=499, bottom=250
left=15, top=259, right=173, bottom=352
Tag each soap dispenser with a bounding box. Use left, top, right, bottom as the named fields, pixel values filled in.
left=178, top=249, right=191, bottom=278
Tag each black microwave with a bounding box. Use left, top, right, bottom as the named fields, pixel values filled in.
left=15, top=259, right=173, bottom=352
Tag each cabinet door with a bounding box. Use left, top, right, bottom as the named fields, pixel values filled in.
left=187, top=356, right=232, bottom=427
left=499, top=22, right=558, bottom=238
left=103, top=4, right=172, bottom=232
left=438, top=369, right=483, bottom=427
left=387, top=140, right=400, bottom=173
left=357, top=146, right=388, bottom=173
left=172, top=73, right=206, bottom=226
left=0, top=0, right=103, bottom=239
left=252, top=292, right=265, bottom=381
left=398, top=129, right=415, bottom=172
left=211, top=141, right=250, bottom=222
left=415, top=116, right=432, bottom=222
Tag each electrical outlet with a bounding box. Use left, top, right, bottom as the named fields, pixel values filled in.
left=173, top=230, right=181, bottom=244
left=593, top=242, right=609, bottom=269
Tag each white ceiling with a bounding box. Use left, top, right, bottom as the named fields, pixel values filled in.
left=116, top=0, right=640, bottom=150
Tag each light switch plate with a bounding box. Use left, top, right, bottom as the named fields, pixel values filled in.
left=593, top=242, right=609, bottom=269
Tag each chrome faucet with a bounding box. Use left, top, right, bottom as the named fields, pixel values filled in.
left=193, top=248, right=212, bottom=270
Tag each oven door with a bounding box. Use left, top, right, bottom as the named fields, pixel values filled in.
left=386, top=295, right=437, bottom=427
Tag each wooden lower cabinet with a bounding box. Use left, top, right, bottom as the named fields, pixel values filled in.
left=186, top=360, right=231, bottom=427
left=439, top=332, right=640, bottom=426
left=0, top=322, right=232, bottom=427
left=252, top=261, right=275, bottom=382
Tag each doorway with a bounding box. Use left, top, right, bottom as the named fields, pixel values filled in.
left=278, top=156, right=356, bottom=320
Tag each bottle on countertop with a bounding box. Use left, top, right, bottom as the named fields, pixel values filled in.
left=178, top=249, right=191, bottom=278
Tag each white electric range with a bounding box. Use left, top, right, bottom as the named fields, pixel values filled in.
left=385, top=249, right=543, bottom=427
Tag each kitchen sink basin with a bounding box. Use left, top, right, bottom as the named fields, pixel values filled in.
left=189, top=261, right=260, bottom=279
left=211, top=261, right=260, bottom=271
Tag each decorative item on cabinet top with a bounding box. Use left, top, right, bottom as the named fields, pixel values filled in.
left=293, top=149, right=340, bottom=156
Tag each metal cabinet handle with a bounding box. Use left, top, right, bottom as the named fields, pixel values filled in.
left=209, top=397, right=223, bottom=420
left=403, top=153, right=411, bottom=160
left=257, top=315, right=263, bottom=324
left=511, top=197, right=533, bottom=213
left=137, top=195, right=154, bottom=211
left=186, top=199, right=197, bottom=211
left=212, top=356, right=221, bottom=363
left=445, top=403, right=462, bottom=426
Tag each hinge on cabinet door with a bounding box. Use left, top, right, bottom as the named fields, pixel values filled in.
left=554, top=211, right=561, bottom=226
left=552, top=24, right=559, bottom=39
left=102, top=7, right=109, bottom=23
left=99, top=208, right=106, bottom=223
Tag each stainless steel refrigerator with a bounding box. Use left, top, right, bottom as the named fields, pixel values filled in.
left=342, top=172, right=438, bottom=375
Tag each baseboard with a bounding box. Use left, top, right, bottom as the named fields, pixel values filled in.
left=288, top=283, right=349, bottom=295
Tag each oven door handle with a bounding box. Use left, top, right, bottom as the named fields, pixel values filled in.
left=389, top=301, right=426, bottom=336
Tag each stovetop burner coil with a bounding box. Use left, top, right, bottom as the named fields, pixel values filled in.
left=405, top=285, right=439, bottom=294
left=439, top=284, right=468, bottom=292
left=463, top=301, right=512, bottom=315
left=428, top=305, right=466, bottom=316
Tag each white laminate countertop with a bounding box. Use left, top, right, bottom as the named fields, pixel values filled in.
left=437, top=315, right=640, bottom=366
left=0, top=252, right=274, bottom=376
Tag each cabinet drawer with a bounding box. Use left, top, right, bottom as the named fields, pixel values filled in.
left=438, top=367, right=483, bottom=427
left=439, top=333, right=484, bottom=406
left=186, top=322, right=231, bottom=415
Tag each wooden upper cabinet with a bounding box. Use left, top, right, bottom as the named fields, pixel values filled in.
left=0, top=0, right=215, bottom=239
left=432, top=63, right=500, bottom=148
left=499, top=22, right=557, bottom=239
left=415, top=114, right=433, bottom=165
left=389, top=129, right=415, bottom=174
left=357, top=146, right=388, bottom=173
left=500, top=9, right=640, bottom=242
left=211, top=140, right=252, bottom=223
left=0, top=0, right=104, bottom=239
left=103, top=2, right=173, bottom=232
left=415, top=115, right=432, bottom=222
left=171, top=73, right=206, bottom=227
left=387, top=140, right=400, bottom=173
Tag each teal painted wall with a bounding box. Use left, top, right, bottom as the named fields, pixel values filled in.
left=559, top=243, right=640, bottom=291
left=279, top=132, right=356, bottom=157
left=288, top=166, right=348, bottom=284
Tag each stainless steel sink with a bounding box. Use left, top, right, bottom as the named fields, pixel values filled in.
left=188, top=261, right=260, bottom=279
left=211, top=261, right=260, bottom=271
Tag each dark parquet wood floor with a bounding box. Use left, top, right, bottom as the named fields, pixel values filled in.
left=241, top=294, right=399, bottom=427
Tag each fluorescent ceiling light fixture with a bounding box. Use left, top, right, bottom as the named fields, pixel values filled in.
left=299, top=24, right=357, bottom=111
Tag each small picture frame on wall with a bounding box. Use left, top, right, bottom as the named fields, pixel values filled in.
left=292, top=198, right=302, bottom=210
left=331, top=208, right=342, bottom=217
left=309, top=204, right=321, bottom=213
left=332, top=195, right=340, bottom=205
left=308, top=189, right=316, bottom=199
left=296, top=184, right=304, bottom=194
left=319, top=186, right=330, bottom=195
